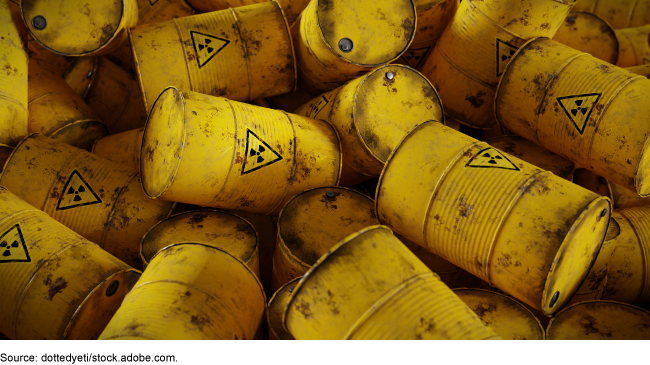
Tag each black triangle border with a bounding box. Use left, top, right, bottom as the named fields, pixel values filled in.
left=496, top=38, right=518, bottom=78
left=465, top=147, right=520, bottom=171
left=403, top=46, right=431, bottom=69
left=56, top=170, right=103, bottom=211
left=190, top=30, right=231, bottom=69
left=0, top=224, right=30, bottom=263
left=148, top=0, right=159, bottom=5
left=309, top=95, right=329, bottom=119
left=556, top=93, right=602, bottom=135
left=241, top=129, right=283, bottom=175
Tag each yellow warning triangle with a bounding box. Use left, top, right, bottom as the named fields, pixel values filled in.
left=402, top=47, right=430, bottom=69
left=57, top=170, right=102, bottom=211
left=0, top=224, right=30, bottom=263
left=496, top=38, right=518, bottom=77
left=242, top=129, right=283, bottom=175
left=466, top=147, right=519, bottom=171
left=190, top=31, right=230, bottom=68
left=308, top=96, right=329, bottom=119
left=556, top=93, right=602, bottom=134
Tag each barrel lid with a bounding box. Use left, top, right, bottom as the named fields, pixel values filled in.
left=140, top=210, right=258, bottom=267
left=141, top=87, right=186, bottom=199
left=547, top=301, right=650, bottom=339
left=542, top=197, right=611, bottom=315
left=316, top=0, right=416, bottom=66
left=21, top=0, right=125, bottom=55
left=486, top=136, right=574, bottom=180
left=355, top=65, right=444, bottom=163
left=278, top=187, right=379, bottom=266
left=62, top=57, right=98, bottom=99
left=453, top=288, right=545, bottom=340
left=268, top=276, right=301, bottom=340
left=552, top=12, right=618, bottom=65
left=49, top=120, right=109, bottom=152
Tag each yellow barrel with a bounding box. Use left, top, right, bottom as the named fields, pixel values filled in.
left=63, top=57, right=147, bottom=134
left=572, top=168, right=613, bottom=201
left=453, top=288, right=545, bottom=340
left=376, top=122, right=611, bottom=315
left=394, top=0, right=459, bottom=70
left=92, top=128, right=144, bottom=170
left=552, top=12, right=619, bottom=65
left=0, top=134, right=175, bottom=270
left=27, top=45, right=109, bottom=151
left=496, top=37, right=650, bottom=197
left=603, top=208, right=650, bottom=304
left=140, top=209, right=259, bottom=273
left=610, top=181, right=650, bottom=209
left=0, top=0, right=28, bottom=147
left=486, top=136, right=575, bottom=180
left=294, top=64, right=444, bottom=184
left=275, top=0, right=310, bottom=25
left=547, top=301, right=650, bottom=339
left=420, top=0, right=574, bottom=129
left=627, top=63, right=650, bottom=77
left=267, top=276, right=300, bottom=340
left=572, top=0, right=650, bottom=29
left=265, top=87, right=317, bottom=114
left=273, top=187, right=379, bottom=292
left=185, top=0, right=266, bottom=11
left=21, top=0, right=138, bottom=56
left=140, top=87, right=341, bottom=215
left=615, top=25, right=650, bottom=67
left=292, top=0, right=416, bottom=94
left=99, top=243, right=266, bottom=340
left=129, top=1, right=296, bottom=114
left=285, top=225, right=500, bottom=340
left=0, top=185, right=140, bottom=340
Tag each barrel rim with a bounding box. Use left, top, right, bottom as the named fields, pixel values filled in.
left=0, top=132, right=39, bottom=180
left=48, top=119, right=109, bottom=140
left=267, top=275, right=301, bottom=341
left=62, top=56, right=99, bottom=100
left=127, top=26, right=150, bottom=112
left=554, top=11, right=620, bottom=65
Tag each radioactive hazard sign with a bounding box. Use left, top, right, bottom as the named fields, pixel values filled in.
left=190, top=31, right=230, bottom=68
left=0, top=224, right=30, bottom=263
left=556, top=93, right=602, bottom=134
left=466, top=147, right=519, bottom=171
left=241, top=129, right=283, bottom=175
left=56, top=170, right=102, bottom=211
left=402, top=47, right=430, bottom=69
left=308, top=96, right=329, bottom=119
left=496, top=38, right=518, bottom=77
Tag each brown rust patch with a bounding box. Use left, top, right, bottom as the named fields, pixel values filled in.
left=190, top=315, right=210, bottom=331
left=465, top=91, right=486, bottom=108
left=187, top=213, right=206, bottom=228
left=473, top=303, right=497, bottom=318
left=580, top=314, right=601, bottom=335
left=47, top=277, right=68, bottom=300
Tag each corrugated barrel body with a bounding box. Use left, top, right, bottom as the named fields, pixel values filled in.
left=572, top=0, right=650, bottom=29
left=615, top=25, right=650, bottom=67
left=267, top=276, right=300, bottom=340
left=92, top=128, right=144, bottom=170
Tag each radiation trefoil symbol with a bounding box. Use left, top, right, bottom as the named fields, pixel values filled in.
left=56, top=170, right=102, bottom=211
left=241, top=129, right=283, bottom=175
left=466, top=147, right=520, bottom=171
left=402, top=47, right=430, bottom=69
left=190, top=31, right=230, bottom=68
left=496, top=38, right=518, bottom=77
left=556, top=93, right=602, bottom=134
left=0, top=224, right=30, bottom=263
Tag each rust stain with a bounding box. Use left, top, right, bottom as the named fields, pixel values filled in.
left=47, top=277, right=68, bottom=301
left=465, top=91, right=486, bottom=108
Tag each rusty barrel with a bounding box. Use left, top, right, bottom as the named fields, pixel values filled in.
left=547, top=301, right=650, bottom=339
left=552, top=12, right=619, bottom=65
left=294, top=64, right=444, bottom=184
left=376, top=121, right=611, bottom=315
left=571, top=168, right=613, bottom=202
left=610, top=181, right=650, bottom=209
left=292, top=0, right=416, bottom=94
left=0, top=134, right=175, bottom=270
left=129, top=1, right=295, bottom=114
left=265, top=87, right=317, bottom=114
left=99, top=243, right=266, bottom=340
left=615, top=25, right=650, bottom=67
left=140, top=87, right=341, bottom=215
left=268, top=276, right=300, bottom=340
left=453, top=288, right=545, bottom=340
left=486, top=135, right=575, bottom=180
left=140, top=210, right=259, bottom=274
left=627, top=63, right=650, bottom=77
left=284, top=225, right=500, bottom=340
left=420, top=0, right=574, bottom=129
left=92, top=128, right=144, bottom=170
left=21, top=0, right=138, bottom=56
left=394, top=0, right=459, bottom=70
left=0, top=185, right=140, bottom=340
left=63, top=57, right=147, bottom=134
left=496, top=37, right=650, bottom=197
left=275, top=0, right=310, bottom=25
left=0, top=144, right=13, bottom=168
left=27, top=45, right=108, bottom=151
left=273, top=187, right=379, bottom=292
left=0, top=0, right=28, bottom=146
left=572, top=0, right=650, bottom=29
left=185, top=0, right=266, bottom=11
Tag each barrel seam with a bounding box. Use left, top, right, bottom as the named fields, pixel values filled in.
left=209, top=100, right=238, bottom=207
left=228, top=8, right=253, bottom=102
left=0, top=94, right=27, bottom=112
left=618, top=209, right=650, bottom=302
left=172, top=18, right=195, bottom=92
left=627, top=0, right=639, bottom=28
left=266, top=110, right=298, bottom=214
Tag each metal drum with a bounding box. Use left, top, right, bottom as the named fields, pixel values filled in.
left=63, top=57, right=147, bottom=134
left=376, top=121, right=611, bottom=315
left=265, top=87, right=317, bottom=114
left=615, top=25, right=650, bottom=67
left=140, top=210, right=259, bottom=275
left=185, top=0, right=266, bottom=11
left=552, top=12, right=619, bottom=65
left=292, top=0, right=416, bottom=94
left=571, top=168, right=613, bottom=202
left=495, top=37, right=650, bottom=197
left=140, top=87, right=341, bottom=215
left=453, top=288, right=545, bottom=340
left=99, top=243, right=266, bottom=340
left=420, top=0, right=574, bottom=129
left=21, top=0, right=139, bottom=56
left=627, top=64, right=650, bottom=77
left=572, top=0, right=650, bottom=29
left=129, top=1, right=296, bottom=114
left=0, top=186, right=140, bottom=340
left=92, top=128, right=144, bottom=170
left=273, top=187, right=379, bottom=292
left=610, top=181, right=650, bottom=209
left=284, top=225, right=500, bottom=340
left=294, top=65, right=444, bottom=184
left=275, top=0, right=310, bottom=25
left=0, top=144, right=13, bottom=169
left=0, top=0, right=28, bottom=146
left=547, top=301, right=650, bottom=340
left=0, top=134, right=176, bottom=270
left=267, top=276, right=300, bottom=340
